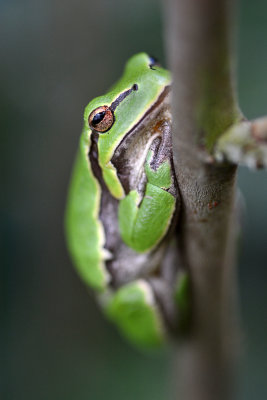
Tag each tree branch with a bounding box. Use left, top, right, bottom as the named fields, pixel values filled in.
left=164, top=0, right=241, bottom=399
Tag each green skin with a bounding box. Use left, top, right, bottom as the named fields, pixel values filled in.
left=65, top=53, right=180, bottom=348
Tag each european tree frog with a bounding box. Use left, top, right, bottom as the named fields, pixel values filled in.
left=65, top=53, right=186, bottom=349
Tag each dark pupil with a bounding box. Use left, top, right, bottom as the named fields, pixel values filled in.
left=92, top=111, right=106, bottom=126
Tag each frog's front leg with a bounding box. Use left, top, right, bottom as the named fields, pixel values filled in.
left=118, top=127, right=178, bottom=253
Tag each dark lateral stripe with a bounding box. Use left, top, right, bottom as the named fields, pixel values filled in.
left=88, top=132, right=119, bottom=286
left=88, top=132, right=102, bottom=185
left=110, top=84, right=138, bottom=112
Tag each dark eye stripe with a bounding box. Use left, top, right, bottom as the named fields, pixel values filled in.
left=110, top=84, right=139, bottom=112
left=88, top=84, right=139, bottom=134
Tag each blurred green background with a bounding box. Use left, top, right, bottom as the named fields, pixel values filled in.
left=1, top=0, right=266, bottom=399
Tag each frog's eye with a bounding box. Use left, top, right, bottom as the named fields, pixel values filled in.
left=149, top=55, right=160, bottom=69
left=88, top=106, right=114, bottom=133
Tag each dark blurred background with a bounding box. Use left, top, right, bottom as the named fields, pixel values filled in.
left=1, top=0, right=266, bottom=399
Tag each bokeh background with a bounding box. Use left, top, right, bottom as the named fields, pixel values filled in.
left=1, top=0, right=267, bottom=399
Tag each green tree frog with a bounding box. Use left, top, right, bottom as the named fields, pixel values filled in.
left=65, top=53, right=187, bottom=349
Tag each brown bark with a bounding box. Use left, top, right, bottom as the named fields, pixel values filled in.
left=164, top=0, right=241, bottom=398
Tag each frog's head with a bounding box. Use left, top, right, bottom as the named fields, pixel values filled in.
left=83, top=53, right=171, bottom=199
left=84, top=53, right=171, bottom=136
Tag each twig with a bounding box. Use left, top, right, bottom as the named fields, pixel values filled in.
left=215, top=117, right=267, bottom=168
